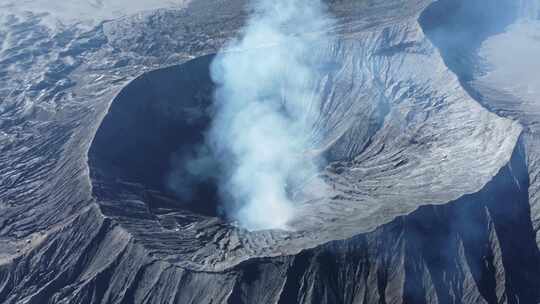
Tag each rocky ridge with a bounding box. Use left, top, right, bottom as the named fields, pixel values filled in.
left=0, top=0, right=539, bottom=303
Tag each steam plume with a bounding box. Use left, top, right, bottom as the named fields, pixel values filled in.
left=207, top=0, right=332, bottom=230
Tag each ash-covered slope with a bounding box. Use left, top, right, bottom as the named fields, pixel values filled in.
left=1, top=0, right=539, bottom=303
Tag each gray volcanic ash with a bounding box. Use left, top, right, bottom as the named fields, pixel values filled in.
left=1, top=0, right=540, bottom=303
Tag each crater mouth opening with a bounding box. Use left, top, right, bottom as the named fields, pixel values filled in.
left=89, top=54, right=224, bottom=218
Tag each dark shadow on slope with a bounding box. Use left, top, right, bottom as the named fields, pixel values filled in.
left=88, top=54, right=221, bottom=217
left=402, top=138, right=540, bottom=304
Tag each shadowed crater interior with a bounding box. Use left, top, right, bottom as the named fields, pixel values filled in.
left=89, top=54, right=222, bottom=217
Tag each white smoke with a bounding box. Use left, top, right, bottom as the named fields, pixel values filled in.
left=518, top=0, right=540, bottom=19
left=207, top=0, right=332, bottom=230
left=475, top=0, right=540, bottom=105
